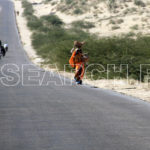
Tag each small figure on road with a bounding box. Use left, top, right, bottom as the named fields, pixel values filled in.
left=0, top=40, right=6, bottom=57
left=69, top=41, right=89, bottom=85
left=16, top=11, right=19, bottom=16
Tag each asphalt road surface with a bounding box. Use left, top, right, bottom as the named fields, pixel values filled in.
left=0, top=0, right=150, bottom=150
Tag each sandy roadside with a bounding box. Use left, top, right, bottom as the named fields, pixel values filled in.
left=13, top=0, right=150, bottom=102
left=13, top=0, right=44, bottom=65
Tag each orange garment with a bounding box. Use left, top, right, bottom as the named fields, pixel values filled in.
left=69, top=49, right=85, bottom=80
left=75, top=62, right=85, bottom=80
left=69, top=50, right=76, bottom=68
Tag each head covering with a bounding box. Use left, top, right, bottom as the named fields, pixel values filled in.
left=74, top=41, right=85, bottom=48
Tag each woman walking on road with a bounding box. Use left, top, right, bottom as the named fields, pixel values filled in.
left=69, top=41, right=89, bottom=84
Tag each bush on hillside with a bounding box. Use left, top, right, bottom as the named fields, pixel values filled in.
left=72, top=21, right=95, bottom=29
left=134, top=0, right=145, bottom=7
left=41, top=15, right=63, bottom=26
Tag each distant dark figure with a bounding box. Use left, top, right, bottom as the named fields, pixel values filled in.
left=0, top=40, right=6, bottom=57
left=17, top=11, right=19, bottom=16
left=0, top=41, right=2, bottom=59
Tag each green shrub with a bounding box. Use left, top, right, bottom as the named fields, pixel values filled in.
left=40, top=15, right=63, bottom=26
left=131, top=7, right=137, bottom=12
left=81, top=0, right=86, bottom=5
left=134, top=0, right=145, bottom=7
left=112, top=25, right=120, bottom=30
left=65, top=0, right=73, bottom=4
left=51, top=2, right=57, bottom=5
left=27, top=16, right=43, bottom=30
left=130, top=24, right=139, bottom=30
left=22, top=0, right=34, bottom=16
left=44, top=0, right=52, bottom=3
left=72, top=20, right=95, bottom=29
left=123, top=9, right=129, bottom=15
left=73, top=8, right=83, bottom=14
left=109, top=19, right=116, bottom=24
left=117, top=19, right=124, bottom=24
left=108, top=0, right=117, bottom=10
left=126, top=32, right=135, bottom=37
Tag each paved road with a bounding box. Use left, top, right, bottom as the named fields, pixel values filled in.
left=0, top=0, right=150, bottom=150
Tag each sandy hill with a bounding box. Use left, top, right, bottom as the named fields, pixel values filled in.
left=26, top=0, right=150, bottom=37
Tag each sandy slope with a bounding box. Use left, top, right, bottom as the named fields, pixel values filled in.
left=13, top=0, right=150, bottom=102
left=28, top=0, right=150, bottom=37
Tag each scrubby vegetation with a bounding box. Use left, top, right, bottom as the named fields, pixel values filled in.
left=72, top=21, right=95, bottom=29
left=134, top=0, right=145, bottom=7
left=130, top=24, right=139, bottom=30
left=22, top=0, right=150, bottom=81
left=73, top=8, right=83, bottom=15
left=56, top=0, right=105, bottom=14
left=112, top=25, right=120, bottom=30
left=108, top=0, right=117, bottom=10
